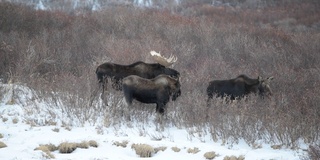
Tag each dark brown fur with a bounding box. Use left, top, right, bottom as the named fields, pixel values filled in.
left=96, top=61, right=180, bottom=93
left=122, top=74, right=181, bottom=114
left=207, top=75, right=273, bottom=101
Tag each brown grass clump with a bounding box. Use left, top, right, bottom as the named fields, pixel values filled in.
left=35, top=141, right=97, bottom=155
left=131, top=143, right=155, bottom=158
left=34, top=145, right=56, bottom=159
left=187, top=147, right=200, bottom=154
left=154, top=146, right=167, bottom=153
left=204, top=151, right=218, bottom=159
left=76, top=141, right=89, bottom=149
left=171, top=146, right=181, bottom=152
left=58, top=142, right=77, bottom=154
left=88, top=140, right=98, bottom=148
left=57, top=140, right=98, bottom=153
left=40, top=144, right=58, bottom=152
left=271, top=144, right=282, bottom=150
left=45, top=120, right=57, bottom=126
left=12, top=118, right=19, bottom=124
left=0, top=141, right=7, bottom=148
left=223, top=155, right=245, bottom=160
left=113, top=140, right=129, bottom=148
left=52, top=128, right=60, bottom=132
left=2, top=117, right=8, bottom=122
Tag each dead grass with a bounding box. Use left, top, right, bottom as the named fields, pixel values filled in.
left=271, top=144, right=282, bottom=150
left=131, top=143, right=155, bottom=158
left=88, top=140, right=98, bottom=148
left=223, top=155, right=245, bottom=160
left=59, top=142, right=77, bottom=154
left=12, top=118, right=19, bottom=124
left=187, top=147, right=200, bottom=154
left=204, top=151, right=218, bottom=159
left=306, top=145, right=320, bottom=160
left=154, top=146, right=167, bottom=153
left=2, top=117, right=8, bottom=122
left=171, top=146, right=181, bottom=152
left=34, top=145, right=56, bottom=159
left=0, top=141, right=7, bottom=148
left=113, top=140, right=128, bottom=148
left=57, top=140, right=98, bottom=154
left=76, top=141, right=89, bottom=149
left=52, top=128, right=59, bottom=132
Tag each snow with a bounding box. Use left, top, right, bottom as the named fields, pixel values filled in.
left=0, top=83, right=307, bottom=160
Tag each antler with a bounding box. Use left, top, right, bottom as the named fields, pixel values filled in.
left=150, top=51, right=177, bottom=67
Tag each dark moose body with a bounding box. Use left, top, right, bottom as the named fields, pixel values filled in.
left=122, top=74, right=181, bottom=114
left=95, top=61, right=180, bottom=92
left=207, top=75, right=273, bottom=100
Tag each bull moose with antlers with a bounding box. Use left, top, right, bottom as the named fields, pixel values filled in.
left=95, top=51, right=179, bottom=94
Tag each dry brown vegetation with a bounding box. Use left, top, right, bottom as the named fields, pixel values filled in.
left=0, top=1, right=319, bottom=158
left=204, top=151, right=218, bottom=160
left=131, top=143, right=155, bottom=157
left=0, top=141, right=7, bottom=148
left=171, top=146, right=181, bottom=152
left=35, top=140, right=98, bottom=155
left=113, top=140, right=129, bottom=148
left=223, top=155, right=245, bottom=160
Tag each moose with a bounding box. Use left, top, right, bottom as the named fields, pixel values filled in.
left=206, top=75, right=274, bottom=101
left=95, top=51, right=179, bottom=94
left=122, top=74, right=181, bottom=114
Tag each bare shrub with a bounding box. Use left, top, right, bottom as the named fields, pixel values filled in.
left=307, top=145, right=320, bottom=160
left=171, top=146, right=181, bottom=152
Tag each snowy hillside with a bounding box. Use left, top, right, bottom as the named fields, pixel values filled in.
left=0, top=82, right=308, bottom=159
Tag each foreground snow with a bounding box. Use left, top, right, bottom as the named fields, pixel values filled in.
left=0, top=83, right=307, bottom=160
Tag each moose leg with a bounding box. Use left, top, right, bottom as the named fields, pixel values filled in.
left=206, top=92, right=213, bottom=107
left=100, top=77, right=110, bottom=107
left=156, top=103, right=165, bottom=114
left=123, top=87, right=133, bottom=106
left=100, top=76, right=107, bottom=94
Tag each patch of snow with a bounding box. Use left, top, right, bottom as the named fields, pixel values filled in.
left=0, top=83, right=308, bottom=159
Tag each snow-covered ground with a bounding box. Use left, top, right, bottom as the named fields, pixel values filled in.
left=0, top=83, right=308, bottom=160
